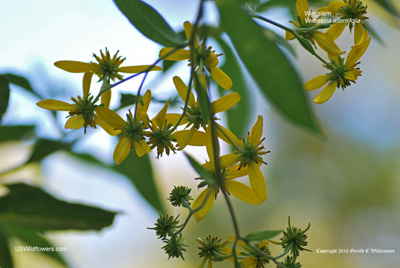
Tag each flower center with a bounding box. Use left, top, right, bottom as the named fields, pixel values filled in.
left=93, top=48, right=125, bottom=82
left=338, top=0, right=368, bottom=21
left=147, top=122, right=176, bottom=158
left=121, top=113, right=146, bottom=142
left=70, top=95, right=96, bottom=132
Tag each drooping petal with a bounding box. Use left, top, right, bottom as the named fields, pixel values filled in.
left=172, top=129, right=207, bottom=147
left=216, top=123, right=242, bottom=147
left=174, top=126, right=195, bottom=150
left=226, top=164, right=250, bottom=179
left=205, top=125, right=218, bottom=163
left=94, top=114, right=121, bottom=136
left=95, top=106, right=126, bottom=129
left=326, top=22, right=346, bottom=40
left=137, top=90, right=152, bottom=125
left=37, top=99, right=78, bottom=112
left=164, top=113, right=188, bottom=126
left=82, top=72, right=93, bottom=100
left=211, top=93, right=240, bottom=114
left=113, top=137, right=132, bottom=165
left=202, top=153, right=241, bottom=171
left=285, top=30, right=295, bottom=41
left=117, top=65, right=162, bottom=73
left=250, top=116, right=263, bottom=146
left=173, top=76, right=195, bottom=106
left=353, top=23, right=365, bottom=46
left=134, top=139, right=151, bottom=157
left=248, top=162, right=267, bottom=201
left=327, top=1, right=348, bottom=15
left=154, top=98, right=170, bottom=128
left=313, top=82, right=337, bottom=104
left=183, top=21, right=200, bottom=48
left=54, top=61, right=97, bottom=73
left=159, top=47, right=191, bottom=61
left=193, top=188, right=216, bottom=222
left=225, top=180, right=263, bottom=205
left=345, top=31, right=370, bottom=68
left=241, top=256, right=258, bottom=268
left=210, top=67, right=233, bottom=90
left=101, top=89, right=111, bottom=109
left=344, top=71, right=356, bottom=81
left=65, top=115, right=85, bottom=129
left=204, top=51, right=219, bottom=69
left=313, top=31, right=344, bottom=55
left=296, top=0, right=309, bottom=21
left=303, top=75, right=329, bottom=91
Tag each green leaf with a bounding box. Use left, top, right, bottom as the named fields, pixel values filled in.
left=4, top=73, right=41, bottom=99
left=216, top=0, right=322, bottom=136
left=263, top=28, right=296, bottom=58
left=26, top=139, right=70, bottom=164
left=119, top=93, right=137, bottom=109
left=0, top=125, right=35, bottom=143
left=216, top=37, right=251, bottom=136
left=0, top=183, right=117, bottom=231
left=0, top=231, right=13, bottom=268
left=0, top=75, right=10, bottom=124
left=184, top=153, right=214, bottom=186
left=0, top=224, right=67, bottom=266
left=67, top=151, right=105, bottom=166
left=114, top=0, right=184, bottom=46
left=245, top=229, right=282, bottom=241
left=114, top=152, right=165, bottom=213
left=194, top=76, right=210, bottom=124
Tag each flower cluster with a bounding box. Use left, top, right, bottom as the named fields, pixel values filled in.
left=286, top=0, right=370, bottom=103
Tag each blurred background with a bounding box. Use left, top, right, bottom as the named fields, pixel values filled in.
left=1, top=0, right=399, bottom=267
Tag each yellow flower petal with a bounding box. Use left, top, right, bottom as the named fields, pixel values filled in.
left=194, top=74, right=207, bottom=91
left=285, top=31, right=295, bottom=41
left=296, top=0, right=309, bottom=21
left=54, top=61, right=97, bottom=73
left=134, top=139, right=151, bottom=157
left=159, top=47, right=191, bottom=61
left=303, top=75, right=329, bottom=91
left=313, top=82, right=337, bottom=104
left=65, top=115, right=85, bottom=129
left=202, top=153, right=241, bottom=171
left=250, top=116, right=263, bottom=146
left=241, top=256, right=258, bottom=268
left=164, top=113, right=188, bottom=126
left=216, top=123, right=242, bottom=147
left=211, top=93, right=240, bottom=114
left=101, top=89, right=111, bottom=109
left=204, top=51, right=219, bottom=69
left=95, top=106, right=126, bottom=129
left=193, top=188, right=216, bottom=222
left=226, top=164, right=250, bottom=179
left=344, top=71, right=356, bottom=81
left=82, top=72, right=93, bottom=100
left=353, top=23, right=365, bottom=46
left=154, top=98, right=170, bottom=128
left=113, top=137, right=132, bottom=165
left=327, top=1, right=348, bottom=15
left=37, top=99, right=77, bottom=112
left=345, top=31, right=370, bottom=67
left=326, top=22, right=346, bottom=40
left=248, top=162, right=267, bottom=201
left=172, top=129, right=207, bottom=147
left=173, top=76, right=195, bottom=106
left=94, top=114, right=121, bottom=136
left=225, top=180, right=263, bottom=205
left=210, top=67, right=233, bottom=90
left=183, top=21, right=200, bottom=48
left=117, top=65, right=162, bottom=73
left=313, top=31, right=344, bottom=55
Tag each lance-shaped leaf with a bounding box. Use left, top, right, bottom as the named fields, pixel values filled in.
left=0, top=231, right=12, bottom=268
left=216, top=0, right=322, bottom=136
left=26, top=139, right=70, bottom=164
left=0, top=125, right=35, bottom=142
left=0, top=183, right=117, bottom=231
left=245, top=229, right=282, bottom=242
left=4, top=73, right=41, bottom=99
left=184, top=153, right=214, bottom=186
left=114, top=0, right=184, bottom=46
left=0, top=74, right=10, bottom=124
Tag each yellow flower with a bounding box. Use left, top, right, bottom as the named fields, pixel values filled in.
left=146, top=98, right=182, bottom=157
left=192, top=125, right=265, bottom=222
left=304, top=30, right=370, bottom=103
left=171, top=76, right=240, bottom=150
left=323, top=0, right=368, bottom=45
left=54, top=48, right=162, bottom=108
left=286, top=0, right=344, bottom=55
left=159, top=21, right=232, bottom=90
left=223, top=236, right=271, bottom=268
left=36, top=72, right=115, bottom=134
left=210, top=116, right=269, bottom=202
left=95, top=90, right=153, bottom=165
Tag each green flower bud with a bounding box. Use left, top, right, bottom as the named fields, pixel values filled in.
left=277, top=256, right=302, bottom=268
left=162, top=234, right=187, bottom=260
left=280, top=217, right=311, bottom=257
left=148, top=213, right=180, bottom=239
left=168, top=186, right=193, bottom=207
